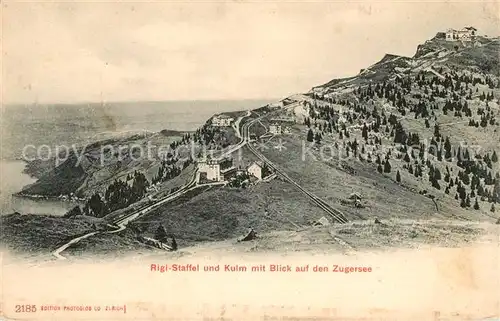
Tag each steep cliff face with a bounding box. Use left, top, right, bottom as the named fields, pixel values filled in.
left=20, top=153, right=87, bottom=197
left=19, top=132, right=183, bottom=198
left=413, top=38, right=461, bottom=58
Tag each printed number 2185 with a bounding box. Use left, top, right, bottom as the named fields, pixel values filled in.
left=15, top=305, right=37, bottom=313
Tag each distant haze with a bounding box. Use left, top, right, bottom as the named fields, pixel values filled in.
left=3, top=1, right=499, bottom=104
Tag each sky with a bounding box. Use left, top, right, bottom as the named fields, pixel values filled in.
left=2, top=0, right=500, bottom=104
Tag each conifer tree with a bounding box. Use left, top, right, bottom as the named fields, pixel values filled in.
left=155, top=224, right=168, bottom=243
left=473, top=198, right=480, bottom=210
left=431, top=177, right=441, bottom=190
left=493, top=179, right=500, bottom=203
left=171, top=236, right=178, bottom=251
left=314, top=132, right=322, bottom=144
left=434, top=168, right=442, bottom=180
left=434, top=124, right=440, bottom=139
left=362, top=123, right=368, bottom=140
left=307, top=129, right=314, bottom=142
left=462, top=172, right=470, bottom=185
left=384, top=160, right=392, bottom=173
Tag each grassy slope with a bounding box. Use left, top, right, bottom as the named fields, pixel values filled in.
left=41, top=178, right=327, bottom=257
left=255, top=125, right=494, bottom=222
left=63, top=228, right=161, bottom=259
left=445, top=39, right=500, bottom=75
left=0, top=213, right=100, bottom=254
left=273, top=39, right=500, bottom=223
left=133, top=180, right=327, bottom=246
left=9, top=216, right=496, bottom=261
left=94, top=180, right=325, bottom=249
left=126, top=219, right=499, bottom=257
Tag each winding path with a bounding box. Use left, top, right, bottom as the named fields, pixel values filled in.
left=52, top=232, right=99, bottom=260
left=51, top=111, right=254, bottom=260
left=51, top=174, right=199, bottom=260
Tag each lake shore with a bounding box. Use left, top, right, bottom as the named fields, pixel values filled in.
left=0, top=160, right=76, bottom=216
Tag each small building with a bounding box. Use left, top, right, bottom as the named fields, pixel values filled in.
left=312, top=216, right=330, bottom=227
left=211, top=114, right=235, bottom=127
left=247, top=161, right=264, bottom=180
left=462, top=26, right=477, bottom=38
left=349, top=193, right=364, bottom=207
left=269, top=123, right=282, bottom=135
left=197, top=156, right=234, bottom=182
left=269, top=120, right=293, bottom=135
left=348, top=193, right=362, bottom=201
left=445, top=28, right=456, bottom=41
left=445, top=26, right=477, bottom=42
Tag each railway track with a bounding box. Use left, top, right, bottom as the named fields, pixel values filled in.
left=240, top=103, right=348, bottom=224
left=239, top=103, right=348, bottom=224
left=246, top=139, right=349, bottom=224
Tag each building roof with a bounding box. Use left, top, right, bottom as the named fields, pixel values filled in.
left=220, top=166, right=236, bottom=174
left=314, top=216, right=330, bottom=226
left=214, top=114, right=234, bottom=119
left=248, top=161, right=264, bottom=169
left=348, top=192, right=362, bottom=200
left=463, top=26, right=477, bottom=31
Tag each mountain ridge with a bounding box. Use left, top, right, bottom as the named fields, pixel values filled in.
left=312, top=33, right=498, bottom=94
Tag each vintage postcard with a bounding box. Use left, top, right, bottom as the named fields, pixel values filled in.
left=1, top=1, right=500, bottom=320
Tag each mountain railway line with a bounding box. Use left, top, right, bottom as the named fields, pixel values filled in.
left=246, top=142, right=349, bottom=224
left=241, top=109, right=349, bottom=224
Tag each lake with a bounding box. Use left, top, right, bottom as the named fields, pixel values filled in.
left=0, top=99, right=274, bottom=215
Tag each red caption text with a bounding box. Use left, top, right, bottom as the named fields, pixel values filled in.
left=151, top=264, right=373, bottom=273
